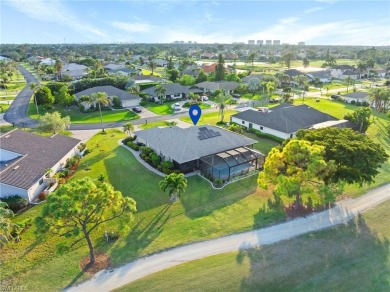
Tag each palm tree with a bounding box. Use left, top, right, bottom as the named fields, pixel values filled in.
left=159, top=173, right=188, bottom=202
left=246, top=52, right=257, bottom=70
left=215, top=92, right=231, bottom=122
left=90, top=92, right=110, bottom=132
left=302, top=57, right=310, bottom=68
left=148, top=61, right=157, bottom=75
left=0, top=202, right=16, bottom=247
left=357, top=60, right=367, bottom=79
left=154, top=84, right=167, bottom=104
left=29, top=82, right=40, bottom=115
left=369, top=88, right=390, bottom=112
left=123, top=122, right=134, bottom=137
left=344, top=76, right=355, bottom=93
left=54, top=59, right=63, bottom=79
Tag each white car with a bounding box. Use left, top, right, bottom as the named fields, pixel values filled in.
left=201, top=96, right=208, bottom=101
left=173, top=102, right=181, bottom=111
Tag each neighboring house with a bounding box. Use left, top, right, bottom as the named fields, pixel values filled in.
left=75, top=85, right=141, bottom=108
left=201, top=53, right=217, bottom=59
left=342, top=92, right=369, bottom=104
left=201, top=63, right=229, bottom=74
left=195, top=81, right=239, bottom=95
left=131, top=75, right=165, bottom=84
left=107, top=68, right=140, bottom=77
left=104, top=63, right=127, bottom=71
left=231, top=104, right=351, bottom=139
left=283, top=69, right=307, bottom=79
left=340, top=69, right=359, bottom=80
left=306, top=70, right=332, bottom=83
left=154, top=59, right=169, bottom=67
left=142, top=83, right=191, bottom=102
left=329, top=65, right=356, bottom=79
left=242, top=74, right=264, bottom=84
left=40, top=58, right=55, bottom=66
left=61, top=63, right=88, bottom=80
left=0, top=130, right=80, bottom=202
left=135, top=125, right=264, bottom=180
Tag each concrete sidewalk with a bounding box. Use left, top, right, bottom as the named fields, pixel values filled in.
left=67, top=183, right=390, bottom=292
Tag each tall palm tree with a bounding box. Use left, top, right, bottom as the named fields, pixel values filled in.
left=0, top=202, right=16, bottom=247
left=344, top=76, right=355, bottom=93
left=215, top=92, right=231, bottom=122
left=148, top=61, right=157, bottom=75
left=123, top=122, right=134, bottom=137
left=369, top=88, right=390, bottom=112
left=246, top=52, right=257, bottom=70
left=54, top=59, right=63, bottom=79
left=90, top=92, right=110, bottom=132
left=154, top=84, right=167, bottom=104
left=159, top=173, right=188, bottom=202
left=357, top=60, right=367, bottom=79
left=29, top=82, right=40, bottom=115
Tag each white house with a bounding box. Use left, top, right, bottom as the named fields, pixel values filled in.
left=329, top=65, right=358, bottom=79
left=342, top=92, right=369, bottom=104
left=231, top=104, right=350, bottom=139
left=0, top=130, right=81, bottom=202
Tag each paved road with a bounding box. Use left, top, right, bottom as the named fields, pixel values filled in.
left=3, top=65, right=39, bottom=128
left=68, top=183, right=390, bottom=292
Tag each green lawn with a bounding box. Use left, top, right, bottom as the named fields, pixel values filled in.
left=117, top=199, right=390, bottom=292
left=180, top=110, right=238, bottom=125
left=144, top=101, right=210, bottom=115
left=139, top=120, right=179, bottom=130
left=28, top=100, right=139, bottom=124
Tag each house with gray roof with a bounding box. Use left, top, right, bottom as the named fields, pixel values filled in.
left=242, top=74, right=264, bottom=84
left=107, top=68, right=140, bottom=77
left=75, top=85, right=141, bottom=108
left=0, top=130, right=80, bottom=202
left=135, top=125, right=264, bottom=180
left=142, top=83, right=191, bottom=102
left=195, top=81, right=239, bottom=95
left=342, top=92, right=369, bottom=104
left=231, top=104, right=351, bottom=139
left=131, top=75, right=165, bottom=84
left=61, top=63, right=88, bottom=80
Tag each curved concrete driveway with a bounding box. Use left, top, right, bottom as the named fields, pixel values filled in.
left=4, top=65, right=39, bottom=128
left=68, top=184, right=390, bottom=292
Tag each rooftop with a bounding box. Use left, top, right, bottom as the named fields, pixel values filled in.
left=135, top=125, right=257, bottom=164
left=75, top=85, right=140, bottom=101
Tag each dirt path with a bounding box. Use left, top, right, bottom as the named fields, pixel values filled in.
left=67, top=183, right=390, bottom=292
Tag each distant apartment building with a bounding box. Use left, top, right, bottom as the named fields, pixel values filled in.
left=273, top=40, right=281, bottom=45
left=248, top=40, right=255, bottom=45
left=298, top=42, right=306, bottom=46
left=256, top=40, right=263, bottom=45
left=266, top=40, right=272, bottom=45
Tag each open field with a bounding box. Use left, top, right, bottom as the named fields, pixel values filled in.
left=118, top=199, right=390, bottom=292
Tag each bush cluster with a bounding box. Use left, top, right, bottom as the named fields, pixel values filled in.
left=248, top=128, right=284, bottom=143
left=140, top=147, right=180, bottom=174
left=0, top=195, right=28, bottom=213
left=127, top=141, right=139, bottom=151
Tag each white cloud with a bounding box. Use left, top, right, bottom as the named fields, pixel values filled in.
left=6, top=0, right=108, bottom=39
left=111, top=21, right=153, bottom=33
left=304, top=7, right=324, bottom=14
left=279, top=17, right=299, bottom=25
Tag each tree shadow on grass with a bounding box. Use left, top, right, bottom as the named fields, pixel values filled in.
left=237, top=212, right=390, bottom=291
left=107, top=203, right=173, bottom=267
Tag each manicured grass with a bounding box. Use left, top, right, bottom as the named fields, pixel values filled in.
left=0, top=103, right=10, bottom=113
left=139, top=120, right=178, bottom=130
left=28, top=101, right=139, bottom=124
left=117, top=199, right=390, bottom=292
left=180, top=110, right=238, bottom=125
left=141, top=69, right=162, bottom=77
left=243, top=131, right=280, bottom=155
left=144, top=101, right=210, bottom=115
left=1, top=129, right=286, bottom=291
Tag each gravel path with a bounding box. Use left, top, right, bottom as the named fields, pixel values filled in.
left=67, top=183, right=390, bottom=292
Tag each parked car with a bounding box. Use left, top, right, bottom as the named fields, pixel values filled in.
left=201, top=95, right=208, bottom=101
left=132, top=107, right=142, bottom=113
left=331, top=95, right=341, bottom=100
left=173, top=103, right=181, bottom=111
left=232, top=94, right=241, bottom=98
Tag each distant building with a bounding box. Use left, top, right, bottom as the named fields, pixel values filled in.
left=298, top=42, right=305, bottom=46
left=256, top=40, right=263, bottom=45
left=273, top=40, right=281, bottom=45
left=266, top=40, right=272, bottom=45
left=248, top=40, right=255, bottom=45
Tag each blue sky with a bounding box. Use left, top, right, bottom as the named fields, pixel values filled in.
left=1, top=0, right=389, bottom=45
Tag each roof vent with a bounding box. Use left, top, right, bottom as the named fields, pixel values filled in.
left=13, top=165, right=19, bottom=170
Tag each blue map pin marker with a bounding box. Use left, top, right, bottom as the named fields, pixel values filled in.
left=189, top=104, right=202, bottom=125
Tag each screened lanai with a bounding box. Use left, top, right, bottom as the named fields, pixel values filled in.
left=199, top=147, right=265, bottom=181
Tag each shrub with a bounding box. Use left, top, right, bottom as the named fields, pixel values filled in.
left=139, top=99, right=147, bottom=106
left=151, top=153, right=161, bottom=167
left=78, top=143, right=86, bottom=152
left=362, top=101, right=369, bottom=106
left=248, top=128, right=284, bottom=143
left=112, top=96, right=123, bottom=109
left=162, top=160, right=174, bottom=170
left=83, top=149, right=91, bottom=156
left=0, top=195, right=28, bottom=213
left=214, top=178, right=224, bottom=187
left=38, top=192, right=47, bottom=201
left=123, top=136, right=136, bottom=144
left=351, top=100, right=356, bottom=104
left=356, top=101, right=362, bottom=106
left=140, top=146, right=154, bottom=156
left=65, top=157, right=78, bottom=168
left=127, top=141, right=140, bottom=151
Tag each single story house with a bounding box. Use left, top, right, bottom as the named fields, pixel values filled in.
left=306, top=70, right=332, bottom=83
left=0, top=130, right=81, bottom=202
left=242, top=74, right=264, bottom=84
left=195, top=81, right=239, bottom=95
left=61, top=63, right=88, bottom=80
left=104, top=63, right=127, bottom=71
left=142, top=83, right=192, bottom=102
left=40, top=58, right=55, bottom=66
left=231, top=104, right=352, bottom=139
left=131, top=75, right=165, bottom=84
left=342, top=92, right=369, bottom=104
left=107, top=68, right=140, bottom=77
left=75, top=85, right=141, bottom=108
left=340, top=69, right=360, bottom=80
left=329, top=65, right=356, bottom=79
left=135, top=125, right=264, bottom=180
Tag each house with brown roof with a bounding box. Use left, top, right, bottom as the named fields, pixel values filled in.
left=0, top=130, right=81, bottom=202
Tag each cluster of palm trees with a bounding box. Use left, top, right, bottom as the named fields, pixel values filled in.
left=368, top=87, right=390, bottom=112
left=0, top=202, right=17, bottom=247
left=78, top=92, right=111, bottom=132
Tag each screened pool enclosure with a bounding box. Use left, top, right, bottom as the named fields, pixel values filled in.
left=199, top=147, right=264, bottom=181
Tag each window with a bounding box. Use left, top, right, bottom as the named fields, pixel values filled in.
left=242, top=121, right=245, bottom=124
left=290, top=134, right=293, bottom=138
left=39, top=178, right=44, bottom=185
left=260, top=126, right=263, bottom=130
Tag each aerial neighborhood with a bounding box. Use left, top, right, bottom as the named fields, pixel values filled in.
left=0, top=1, right=390, bottom=290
